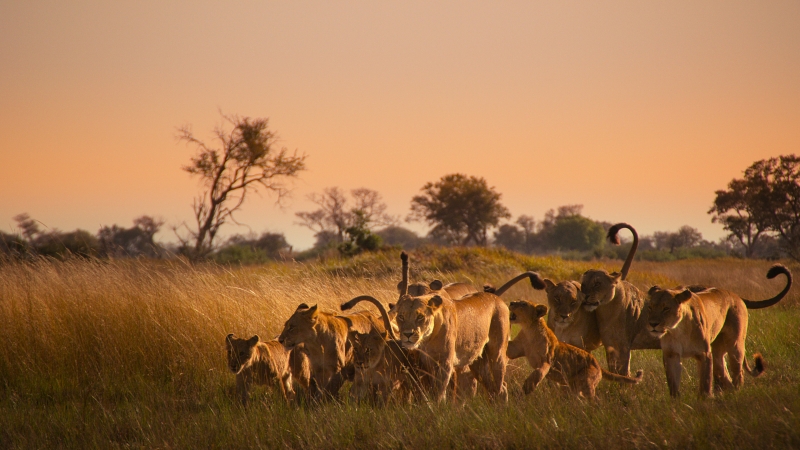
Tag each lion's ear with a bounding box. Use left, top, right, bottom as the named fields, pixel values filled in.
left=248, top=335, right=260, bottom=346
left=307, top=304, right=319, bottom=318
left=388, top=302, right=396, bottom=312
left=296, top=303, right=310, bottom=311
left=676, top=290, right=693, bottom=304
left=543, top=279, right=556, bottom=291
left=428, top=295, right=444, bottom=309
left=226, top=333, right=235, bottom=348
left=648, top=286, right=660, bottom=295
left=610, top=272, right=622, bottom=281
left=534, top=304, right=548, bottom=318
left=429, top=279, right=444, bottom=291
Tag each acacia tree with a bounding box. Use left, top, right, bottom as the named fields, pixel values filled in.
left=409, top=174, right=510, bottom=246
left=709, top=178, right=771, bottom=257
left=177, top=114, right=306, bottom=259
left=710, top=154, right=800, bottom=260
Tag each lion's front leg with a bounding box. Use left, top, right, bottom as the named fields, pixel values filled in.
left=235, top=372, right=252, bottom=406
left=523, top=362, right=551, bottom=395
left=432, top=363, right=454, bottom=402
left=281, top=372, right=295, bottom=404
left=696, top=352, right=713, bottom=398
left=506, top=339, right=525, bottom=360
left=663, top=351, right=683, bottom=398
left=605, top=345, right=631, bottom=376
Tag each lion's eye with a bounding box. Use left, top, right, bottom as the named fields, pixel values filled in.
left=594, top=282, right=601, bottom=287
left=397, top=316, right=405, bottom=323
left=239, top=352, right=246, bottom=358
left=662, top=307, right=669, bottom=313
left=416, top=315, right=424, bottom=322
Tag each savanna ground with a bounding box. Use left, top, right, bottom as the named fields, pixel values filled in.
left=0, top=248, right=798, bottom=449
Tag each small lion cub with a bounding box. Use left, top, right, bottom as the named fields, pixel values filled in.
left=348, top=329, right=420, bottom=404
left=226, top=333, right=295, bottom=405
left=506, top=301, right=643, bottom=399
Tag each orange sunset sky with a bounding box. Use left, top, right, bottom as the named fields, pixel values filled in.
left=1, top=2, right=798, bottom=250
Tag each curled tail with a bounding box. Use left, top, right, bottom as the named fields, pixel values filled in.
left=742, top=265, right=792, bottom=309
left=341, top=296, right=397, bottom=341
left=607, top=223, right=639, bottom=281
left=484, top=271, right=546, bottom=296
left=744, top=353, right=765, bottom=377
left=601, top=368, right=643, bottom=385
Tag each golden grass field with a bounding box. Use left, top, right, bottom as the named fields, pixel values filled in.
left=1, top=248, right=798, bottom=449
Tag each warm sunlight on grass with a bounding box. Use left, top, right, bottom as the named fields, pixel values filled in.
left=0, top=250, right=798, bottom=448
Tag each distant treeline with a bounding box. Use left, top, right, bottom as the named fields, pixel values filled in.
left=1, top=207, right=784, bottom=265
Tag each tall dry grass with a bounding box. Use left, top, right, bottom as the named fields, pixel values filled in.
left=0, top=250, right=798, bottom=448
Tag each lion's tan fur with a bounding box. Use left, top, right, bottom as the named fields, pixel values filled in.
left=385, top=291, right=509, bottom=402
left=345, top=253, right=509, bottom=402
left=543, top=279, right=601, bottom=351
left=580, top=271, right=661, bottom=375
left=278, top=303, right=385, bottom=400
left=646, top=286, right=765, bottom=397
left=506, top=302, right=642, bottom=399
left=226, top=334, right=306, bottom=405
left=403, top=280, right=477, bottom=300
left=578, top=223, right=659, bottom=375
left=348, top=329, right=420, bottom=404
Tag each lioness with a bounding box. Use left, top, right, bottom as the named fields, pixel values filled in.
left=226, top=333, right=307, bottom=405
left=343, top=254, right=510, bottom=403
left=506, top=301, right=642, bottom=398
left=646, top=264, right=791, bottom=398
left=348, top=329, right=420, bottom=404
left=580, top=223, right=661, bottom=375
left=277, top=303, right=385, bottom=400
left=484, top=273, right=601, bottom=351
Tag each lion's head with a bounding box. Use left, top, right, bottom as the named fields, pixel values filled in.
left=226, top=333, right=260, bottom=374
left=278, top=303, right=318, bottom=350
left=580, top=269, right=622, bottom=311
left=508, top=301, right=548, bottom=328
left=391, top=294, right=443, bottom=349
left=544, top=279, right=584, bottom=327
left=349, top=330, right=386, bottom=371
left=645, top=286, right=693, bottom=338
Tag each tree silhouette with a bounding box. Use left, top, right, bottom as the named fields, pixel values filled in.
left=176, top=113, right=306, bottom=259
left=295, top=187, right=396, bottom=246
left=409, top=174, right=510, bottom=246
left=710, top=154, right=800, bottom=260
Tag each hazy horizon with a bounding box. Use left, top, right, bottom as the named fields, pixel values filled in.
left=2, top=1, right=798, bottom=250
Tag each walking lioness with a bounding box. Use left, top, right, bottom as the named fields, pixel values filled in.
left=646, top=264, right=791, bottom=398
left=580, top=223, right=661, bottom=375
left=342, top=252, right=510, bottom=402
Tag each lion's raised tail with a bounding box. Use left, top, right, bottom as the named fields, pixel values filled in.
left=397, top=252, right=409, bottom=296
left=483, top=272, right=546, bottom=296
left=607, top=223, right=639, bottom=281
left=744, top=353, right=765, bottom=377
left=601, top=368, right=643, bottom=385
left=742, top=265, right=792, bottom=310
left=340, top=295, right=397, bottom=341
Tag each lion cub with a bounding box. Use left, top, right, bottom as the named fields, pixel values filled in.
left=348, top=329, right=420, bottom=404
left=506, top=301, right=643, bottom=399
left=226, top=333, right=309, bottom=405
